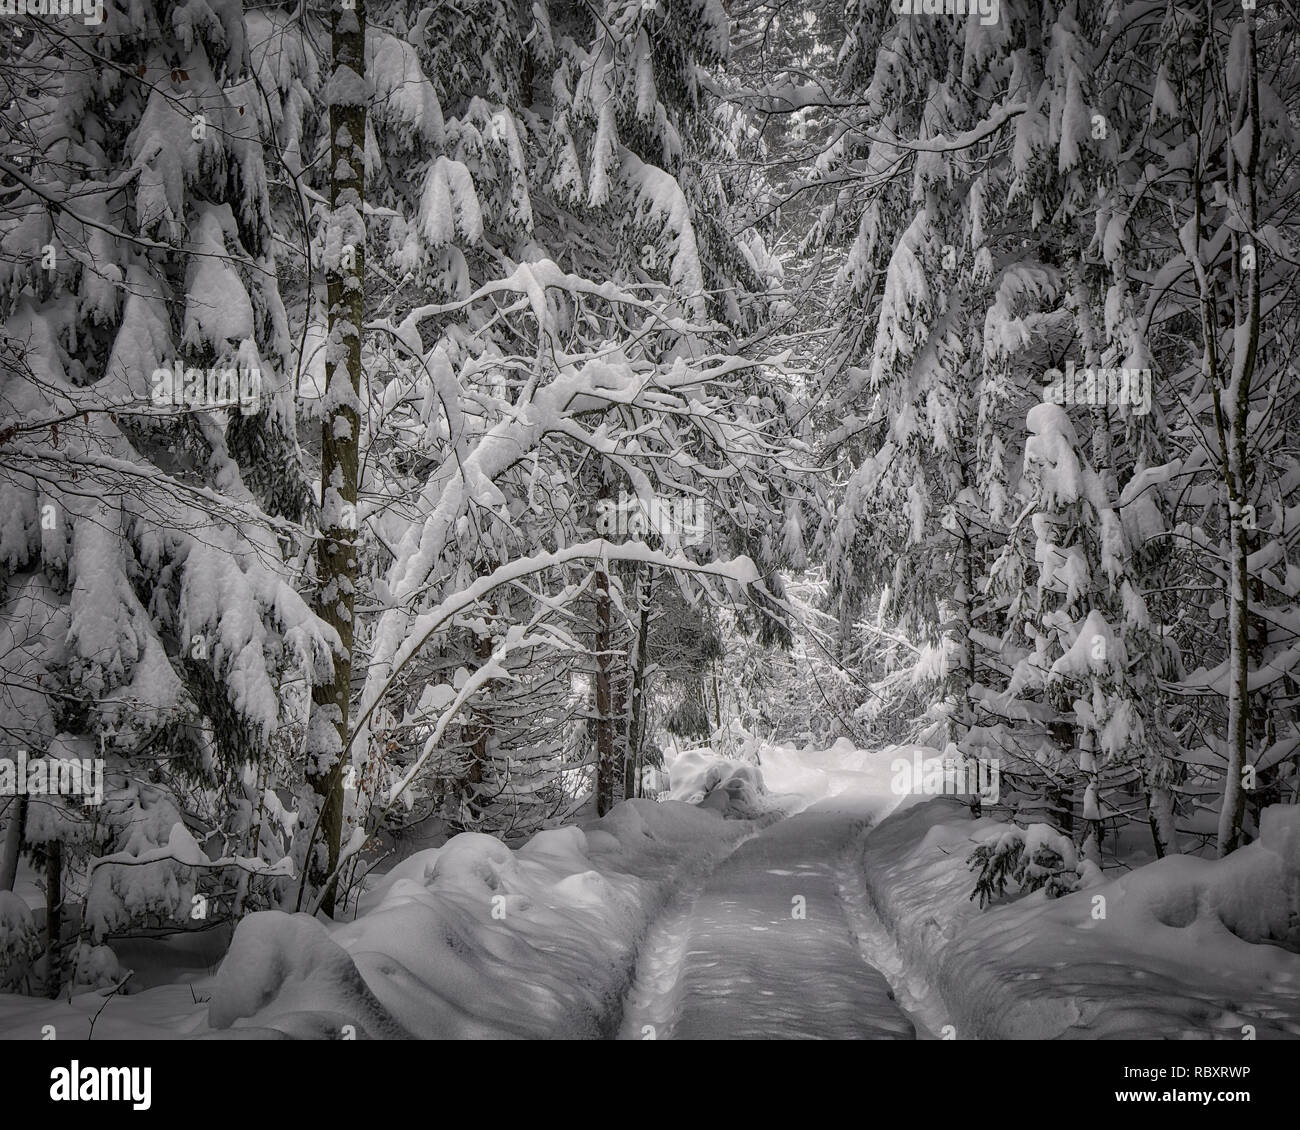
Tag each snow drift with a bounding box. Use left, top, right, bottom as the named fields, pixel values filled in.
left=205, top=800, right=755, bottom=1039
left=858, top=798, right=1300, bottom=1039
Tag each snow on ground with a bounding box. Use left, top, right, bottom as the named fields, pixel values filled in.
left=859, top=797, right=1300, bottom=1039
left=621, top=795, right=914, bottom=1039
left=665, top=737, right=1300, bottom=1039
left=665, top=734, right=939, bottom=819
left=222, top=804, right=756, bottom=1039
left=0, top=798, right=761, bottom=1039
left=759, top=738, right=938, bottom=815
left=2, top=734, right=1297, bottom=1040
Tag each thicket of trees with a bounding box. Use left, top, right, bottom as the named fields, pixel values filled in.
left=0, top=0, right=1294, bottom=994
left=767, top=0, right=1299, bottom=878
left=0, top=0, right=807, bottom=993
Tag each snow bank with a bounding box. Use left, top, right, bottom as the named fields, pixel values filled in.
left=205, top=799, right=755, bottom=1039
left=860, top=799, right=1300, bottom=1038
left=664, top=747, right=767, bottom=817
left=208, top=912, right=410, bottom=1039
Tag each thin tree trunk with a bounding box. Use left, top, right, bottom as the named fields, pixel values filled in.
left=306, top=0, right=366, bottom=916
left=612, top=646, right=628, bottom=800
left=594, top=561, right=615, bottom=816
left=1217, top=528, right=1251, bottom=855
left=944, top=519, right=983, bottom=814
left=0, top=795, right=27, bottom=893
left=465, top=578, right=496, bottom=823
left=625, top=566, right=652, bottom=800
left=1080, top=730, right=1103, bottom=867
left=233, top=765, right=266, bottom=916
left=711, top=657, right=722, bottom=731
left=465, top=629, right=493, bottom=821
left=1216, top=16, right=1261, bottom=857
left=45, top=839, right=62, bottom=999
left=1049, top=709, right=1076, bottom=837
left=1145, top=781, right=1176, bottom=859
left=1244, top=520, right=1274, bottom=832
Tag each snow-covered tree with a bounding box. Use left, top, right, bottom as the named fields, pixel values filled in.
left=770, top=0, right=1299, bottom=879
left=0, top=1, right=334, bottom=987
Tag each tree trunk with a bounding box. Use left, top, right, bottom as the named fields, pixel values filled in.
left=306, top=0, right=366, bottom=916
left=711, top=657, right=722, bottom=731
left=1080, top=730, right=1104, bottom=866
left=233, top=768, right=265, bottom=917
left=464, top=577, right=496, bottom=824
left=0, top=790, right=27, bottom=894
left=625, top=565, right=652, bottom=800
left=613, top=664, right=628, bottom=801
left=1218, top=425, right=1251, bottom=857
left=594, top=560, right=615, bottom=816
left=1244, top=519, right=1275, bottom=833
left=44, top=839, right=62, bottom=999
left=463, top=640, right=491, bottom=824
left=1145, top=781, right=1176, bottom=859
left=1216, top=17, right=1260, bottom=857
left=0, top=795, right=27, bottom=893
left=1048, top=719, right=1075, bottom=837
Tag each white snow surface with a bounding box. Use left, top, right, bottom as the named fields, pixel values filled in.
left=860, top=797, right=1300, bottom=1039
left=2, top=738, right=1298, bottom=1039
left=665, top=735, right=938, bottom=819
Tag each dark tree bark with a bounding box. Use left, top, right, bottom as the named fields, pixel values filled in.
left=306, top=0, right=366, bottom=916
left=625, top=566, right=653, bottom=800
left=0, top=795, right=27, bottom=893
left=595, top=561, right=615, bottom=816
left=44, top=839, right=62, bottom=999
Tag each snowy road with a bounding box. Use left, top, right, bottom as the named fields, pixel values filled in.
left=618, top=799, right=926, bottom=1039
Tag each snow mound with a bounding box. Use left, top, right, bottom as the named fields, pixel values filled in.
left=71, top=943, right=128, bottom=991
left=666, top=747, right=767, bottom=817
left=860, top=799, right=1300, bottom=1039
left=205, top=798, right=753, bottom=1039
left=1092, top=803, right=1300, bottom=952
left=209, top=911, right=410, bottom=1038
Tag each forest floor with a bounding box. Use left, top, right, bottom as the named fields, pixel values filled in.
left=1, top=738, right=1299, bottom=1039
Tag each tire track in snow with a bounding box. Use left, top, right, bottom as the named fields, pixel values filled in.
left=834, top=821, right=949, bottom=1039
left=619, top=806, right=917, bottom=1039
left=615, top=825, right=765, bottom=1041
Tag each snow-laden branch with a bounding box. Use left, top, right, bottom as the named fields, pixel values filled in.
left=856, top=103, right=1029, bottom=155
left=374, top=258, right=713, bottom=353
left=359, top=342, right=778, bottom=731
left=351, top=538, right=759, bottom=756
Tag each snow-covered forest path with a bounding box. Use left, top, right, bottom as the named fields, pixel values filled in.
left=617, top=800, right=932, bottom=1039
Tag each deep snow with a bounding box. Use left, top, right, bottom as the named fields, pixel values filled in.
left=1, top=737, right=1298, bottom=1040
